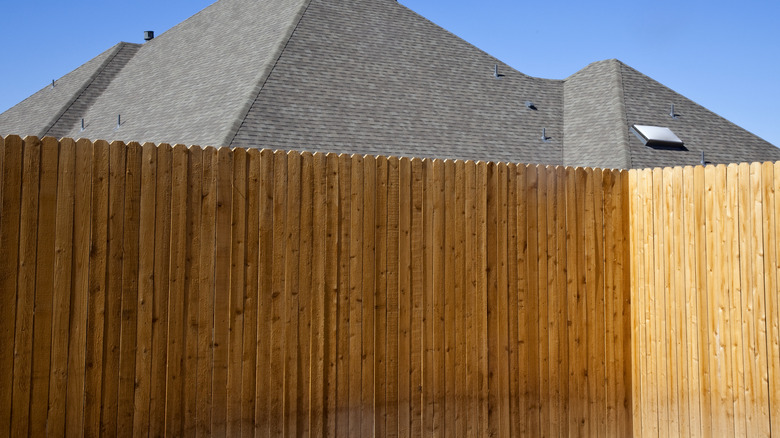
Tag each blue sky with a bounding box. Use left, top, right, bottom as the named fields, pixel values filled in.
left=1, top=0, right=778, bottom=146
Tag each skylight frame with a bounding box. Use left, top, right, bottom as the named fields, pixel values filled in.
left=631, top=124, right=684, bottom=148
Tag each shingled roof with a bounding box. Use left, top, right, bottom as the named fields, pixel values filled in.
left=1, top=0, right=777, bottom=169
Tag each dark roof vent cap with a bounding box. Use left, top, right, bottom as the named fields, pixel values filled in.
left=144, top=31, right=155, bottom=41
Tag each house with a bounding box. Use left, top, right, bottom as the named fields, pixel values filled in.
left=1, top=0, right=778, bottom=169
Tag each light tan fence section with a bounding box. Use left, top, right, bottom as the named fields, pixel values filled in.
left=629, top=163, right=780, bottom=437
left=0, top=135, right=631, bottom=437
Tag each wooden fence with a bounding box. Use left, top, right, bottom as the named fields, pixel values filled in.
left=629, top=163, right=780, bottom=437
left=0, top=135, right=631, bottom=437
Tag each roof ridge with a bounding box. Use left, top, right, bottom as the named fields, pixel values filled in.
left=43, top=42, right=141, bottom=138
left=39, top=42, right=139, bottom=138
left=220, top=0, right=313, bottom=148
left=611, top=60, right=632, bottom=168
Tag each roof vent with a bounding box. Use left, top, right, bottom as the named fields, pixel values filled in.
left=493, top=64, right=504, bottom=79
left=631, top=124, right=684, bottom=148
left=525, top=101, right=537, bottom=110
left=669, top=103, right=678, bottom=119
left=541, top=128, right=551, bottom=142
left=144, top=31, right=155, bottom=41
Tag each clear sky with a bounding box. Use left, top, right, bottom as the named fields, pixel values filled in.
left=1, top=0, right=778, bottom=146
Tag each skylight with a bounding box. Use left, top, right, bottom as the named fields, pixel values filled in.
left=631, top=125, right=684, bottom=148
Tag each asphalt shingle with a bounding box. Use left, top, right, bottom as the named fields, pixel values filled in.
left=0, top=0, right=777, bottom=169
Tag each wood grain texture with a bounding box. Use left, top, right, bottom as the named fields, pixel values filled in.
left=48, top=138, right=76, bottom=437
left=0, top=135, right=22, bottom=436
left=1, top=137, right=727, bottom=438
left=29, top=137, right=58, bottom=438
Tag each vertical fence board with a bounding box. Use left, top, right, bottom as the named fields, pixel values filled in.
left=410, top=158, right=423, bottom=438
left=83, top=139, right=108, bottom=438
left=373, top=156, right=388, bottom=438
left=132, top=143, right=156, bottom=437
left=565, top=167, right=581, bottom=436
left=693, top=164, right=712, bottom=437
left=166, top=144, right=189, bottom=437
left=618, top=170, right=633, bottom=437
left=284, top=151, right=302, bottom=437
left=639, top=168, right=652, bottom=438
left=116, top=142, right=141, bottom=437
left=184, top=145, right=203, bottom=437
left=748, top=162, right=771, bottom=437
left=536, top=165, right=550, bottom=438
left=628, top=169, right=641, bottom=438
left=465, top=161, right=478, bottom=437
left=445, top=160, right=458, bottom=437
left=604, top=169, right=618, bottom=438
left=422, top=158, right=435, bottom=436
left=254, top=148, right=273, bottom=437
left=149, top=144, right=173, bottom=437
left=211, top=147, right=232, bottom=436
left=226, top=148, right=247, bottom=437
left=397, top=157, right=411, bottom=438
left=0, top=135, right=22, bottom=436
left=497, top=163, right=511, bottom=438
left=770, top=161, right=780, bottom=437
left=385, top=156, right=400, bottom=438
left=455, top=160, right=468, bottom=436
left=360, top=156, right=376, bottom=436
left=348, top=154, right=363, bottom=437
left=324, top=152, right=341, bottom=437
left=197, top=147, right=217, bottom=437
left=663, top=167, right=681, bottom=438
left=269, top=150, right=287, bottom=436
left=241, top=148, right=259, bottom=438
left=734, top=163, right=751, bottom=438
left=12, top=136, right=41, bottom=438
left=334, top=154, right=350, bottom=436
left=524, top=165, right=541, bottom=436
left=511, top=164, right=527, bottom=437
left=556, top=166, right=571, bottom=438
left=673, top=166, right=690, bottom=437
left=505, top=163, right=519, bottom=437
left=476, top=161, right=489, bottom=436
left=753, top=162, right=772, bottom=438
left=586, top=167, right=603, bottom=437
left=410, top=158, right=425, bottom=436
left=733, top=163, right=750, bottom=438
left=485, top=161, right=500, bottom=437
left=66, top=139, right=93, bottom=437
left=298, top=152, right=314, bottom=437
left=310, top=152, right=328, bottom=437
left=681, top=166, right=701, bottom=438
left=431, top=159, right=446, bottom=437
left=99, top=141, right=126, bottom=436
left=29, top=137, right=58, bottom=437
left=48, top=138, right=76, bottom=436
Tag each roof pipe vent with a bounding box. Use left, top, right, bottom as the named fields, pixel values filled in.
left=144, top=31, right=155, bottom=42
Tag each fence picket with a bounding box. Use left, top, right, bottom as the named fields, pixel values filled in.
left=48, top=138, right=76, bottom=436
left=116, top=142, right=141, bottom=437
left=29, top=137, right=58, bottom=437
left=11, top=136, right=780, bottom=438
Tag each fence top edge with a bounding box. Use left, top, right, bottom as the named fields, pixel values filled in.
left=3, top=134, right=778, bottom=174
